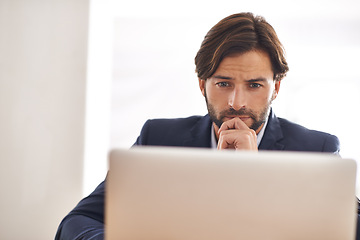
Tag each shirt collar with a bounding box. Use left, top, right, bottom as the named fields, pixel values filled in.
left=210, top=116, right=269, bottom=149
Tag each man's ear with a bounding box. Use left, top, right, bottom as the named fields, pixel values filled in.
left=199, top=79, right=206, bottom=96
left=273, top=80, right=281, bottom=100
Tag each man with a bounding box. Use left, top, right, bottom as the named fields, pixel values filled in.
left=55, top=12, right=359, bottom=240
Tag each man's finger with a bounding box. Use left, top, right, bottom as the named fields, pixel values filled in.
left=217, top=129, right=258, bottom=151
left=218, top=117, right=249, bottom=134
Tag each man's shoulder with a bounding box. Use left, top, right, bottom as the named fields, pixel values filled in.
left=135, top=115, right=212, bottom=147
left=277, top=117, right=333, bottom=138
left=145, top=115, right=206, bottom=127
left=273, top=116, right=340, bottom=153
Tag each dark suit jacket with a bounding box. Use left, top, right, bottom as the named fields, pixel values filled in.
left=55, top=111, right=359, bottom=240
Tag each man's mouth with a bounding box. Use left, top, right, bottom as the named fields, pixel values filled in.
left=224, top=115, right=251, bottom=122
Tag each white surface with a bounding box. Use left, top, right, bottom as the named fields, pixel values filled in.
left=0, top=0, right=89, bottom=239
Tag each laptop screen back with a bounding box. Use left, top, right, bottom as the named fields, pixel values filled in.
left=106, top=147, right=357, bottom=240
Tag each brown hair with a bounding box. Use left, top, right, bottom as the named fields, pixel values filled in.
left=195, top=12, right=289, bottom=81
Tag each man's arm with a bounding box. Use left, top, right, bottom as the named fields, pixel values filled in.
left=55, top=122, right=150, bottom=240
left=322, top=133, right=340, bottom=154
left=55, top=216, right=103, bottom=240
left=55, top=181, right=105, bottom=240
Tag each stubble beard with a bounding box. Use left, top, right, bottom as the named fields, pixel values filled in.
left=204, top=89, right=273, bottom=132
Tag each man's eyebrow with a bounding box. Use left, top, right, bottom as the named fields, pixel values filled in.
left=212, top=75, right=234, bottom=80
left=246, top=78, right=267, bottom=82
left=211, top=76, right=269, bottom=82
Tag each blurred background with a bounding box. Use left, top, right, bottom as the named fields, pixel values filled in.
left=1, top=0, right=359, bottom=239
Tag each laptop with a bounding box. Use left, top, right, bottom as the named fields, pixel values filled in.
left=106, top=147, right=358, bottom=240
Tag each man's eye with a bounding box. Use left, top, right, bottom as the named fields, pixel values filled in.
left=216, top=82, right=230, bottom=87
left=249, top=83, right=261, bottom=88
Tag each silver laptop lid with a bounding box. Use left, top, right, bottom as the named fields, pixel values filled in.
left=106, top=147, right=357, bottom=240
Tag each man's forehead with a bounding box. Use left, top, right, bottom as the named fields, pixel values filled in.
left=210, top=52, right=274, bottom=81
left=220, top=50, right=271, bottom=66
left=211, top=74, right=269, bottom=82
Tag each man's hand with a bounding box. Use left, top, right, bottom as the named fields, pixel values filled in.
left=217, top=118, right=258, bottom=151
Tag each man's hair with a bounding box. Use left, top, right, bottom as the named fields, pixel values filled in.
left=195, top=12, right=289, bottom=81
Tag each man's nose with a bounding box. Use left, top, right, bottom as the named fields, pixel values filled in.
left=228, top=88, right=247, bottom=110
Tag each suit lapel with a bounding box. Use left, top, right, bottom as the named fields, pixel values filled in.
left=183, top=115, right=212, bottom=148
left=258, top=110, right=285, bottom=151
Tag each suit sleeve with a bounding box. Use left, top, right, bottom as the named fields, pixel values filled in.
left=54, top=181, right=105, bottom=240
left=322, top=134, right=340, bottom=154
left=134, top=119, right=150, bottom=145
left=55, top=122, right=148, bottom=240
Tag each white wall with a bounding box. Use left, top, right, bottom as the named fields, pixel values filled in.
left=0, top=0, right=89, bottom=239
